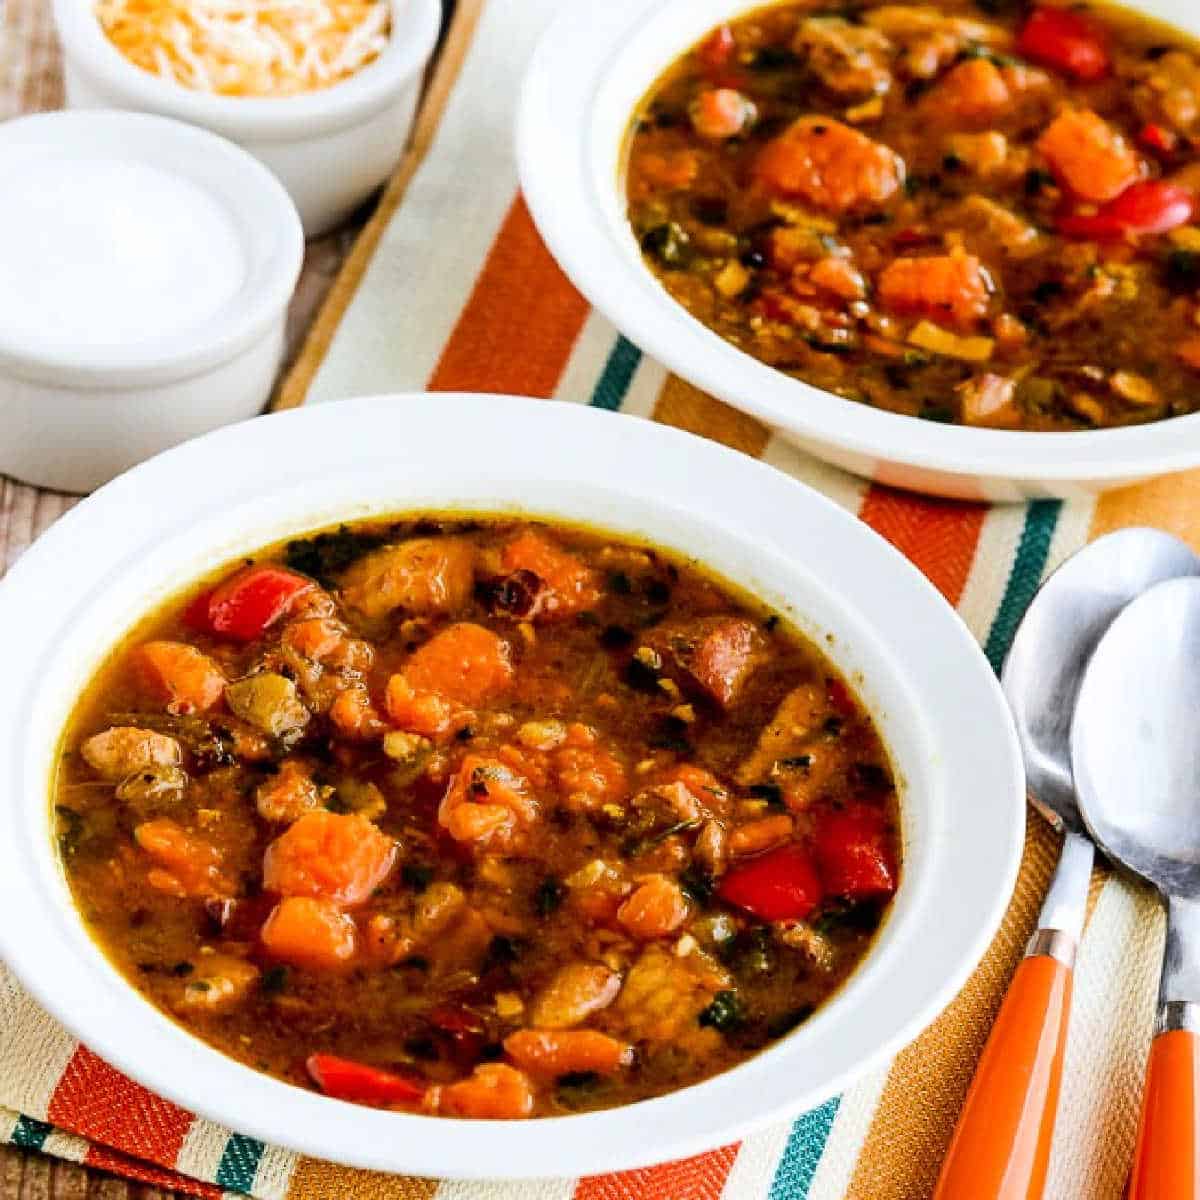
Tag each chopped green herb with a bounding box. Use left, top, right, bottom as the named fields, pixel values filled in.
left=261, top=966, right=290, bottom=994
left=640, top=223, right=691, bottom=268
left=284, top=524, right=386, bottom=588
left=766, top=1006, right=814, bottom=1039
left=679, top=866, right=716, bottom=905
left=402, top=863, right=434, bottom=892
left=55, top=805, right=84, bottom=858
left=535, top=877, right=566, bottom=918
left=170, top=961, right=194, bottom=978
left=748, top=782, right=786, bottom=809
left=699, top=989, right=745, bottom=1033
left=557, top=1071, right=601, bottom=1089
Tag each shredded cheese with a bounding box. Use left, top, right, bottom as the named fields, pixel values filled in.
left=95, top=0, right=391, bottom=97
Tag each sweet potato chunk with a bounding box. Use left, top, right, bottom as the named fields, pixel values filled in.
left=504, top=1030, right=633, bottom=1077
left=263, top=810, right=397, bottom=905
left=136, top=642, right=226, bottom=715
left=340, top=537, right=475, bottom=620
left=134, top=818, right=233, bottom=899
left=256, top=759, right=323, bottom=823
left=877, top=255, right=992, bottom=329
left=438, top=755, right=537, bottom=850
left=754, top=116, right=904, bottom=213
left=1036, top=109, right=1143, bottom=202
left=402, top=623, right=514, bottom=707
left=926, top=58, right=1011, bottom=122
left=647, top=616, right=764, bottom=708
left=261, top=897, right=357, bottom=970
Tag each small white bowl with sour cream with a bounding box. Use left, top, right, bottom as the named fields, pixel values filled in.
left=52, top=0, right=441, bottom=236
left=0, top=110, right=303, bottom=492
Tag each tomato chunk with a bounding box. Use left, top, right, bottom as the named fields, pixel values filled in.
left=306, top=1053, right=425, bottom=1107
left=717, top=843, right=823, bottom=921
left=186, top=566, right=314, bottom=642
left=1036, top=109, right=1142, bottom=203
left=263, top=810, right=397, bottom=905
left=812, top=804, right=897, bottom=900
left=261, top=897, right=357, bottom=970
left=433, top=1063, right=535, bottom=1120
left=1057, top=181, right=1194, bottom=239
left=1017, top=8, right=1109, bottom=81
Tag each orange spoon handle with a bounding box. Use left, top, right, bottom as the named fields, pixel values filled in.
left=933, top=943, right=1073, bottom=1200
left=1128, top=1025, right=1200, bottom=1200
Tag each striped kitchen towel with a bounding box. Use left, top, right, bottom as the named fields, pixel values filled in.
left=5, top=0, right=1200, bottom=1195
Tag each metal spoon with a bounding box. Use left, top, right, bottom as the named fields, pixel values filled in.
left=934, top=528, right=1200, bottom=1200
left=1072, top=575, right=1200, bottom=1200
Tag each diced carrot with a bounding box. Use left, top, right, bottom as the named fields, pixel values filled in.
left=617, top=875, right=689, bottom=940
left=382, top=674, right=456, bottom=738
left=262, top=810, right=397, bottom=905
left=1036, top=109, right=1143, bottom=203
left=1177, top=337, right=1200, bottom=371
left=136, top=641, right=226, bottom=715
left=877, top=254, right=992, bottom=329
left=661, top=764, right=729, bottom=804
left=808, top=256, right=867, bottom=301
left=260, top=897, right=357, bottom=970
left=432, top=1063, right=535, bottom=1120
left=500, top=531, right=600, bottom=619
left=926, top=58, right=1011, bottom=122
left=402, top=623, right=514, bottom=706
left=329, top=686, right=385, bottom=740
left=632, top=149, right=699, bottom=192
left=256, top=760, right=322, bottom=823
left=690, top=88, right=756, bottom=139
left=729, top=814, right=795, bottom=857
left=553, top=743, right=627, bottom=812
left=439, top=755, right=537, bottom=849
left=134, top=818, right=234, bottom=899
left=282, top=618, right=345, bottom=661
left=754, top=116, right=903, bottom=213
left=504, top=1030, right=633, bottom=1077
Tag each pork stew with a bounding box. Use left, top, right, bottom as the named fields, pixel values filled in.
left=54, top=517, right=900, bottom=1118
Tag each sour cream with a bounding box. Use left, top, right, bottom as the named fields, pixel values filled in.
left=0, top=153, right=245, bottom=352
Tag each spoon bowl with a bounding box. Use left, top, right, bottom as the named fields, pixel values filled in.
left=1072, top=574, right=1200, bottom=1200
left=1073, top=574, right=1200, bottom=899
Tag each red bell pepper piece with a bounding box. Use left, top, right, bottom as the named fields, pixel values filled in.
left=185, top=565, right=313, bottom=642
left=1016, top=8, right=1109, bottom=81
left=1138, top=123, right=1178, bottom=156
left=826, top=676, right=857, bottom=719
left=306, top=1053, right=425, bottom=1106
left=812, top=804, right=897, bottom=901
left=699, top=24, right=735, bottom=72
left=717, top=843, right=823, bottom=921
left=1057, top=181, right=1194, bottom=240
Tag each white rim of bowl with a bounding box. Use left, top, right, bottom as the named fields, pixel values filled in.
left=0, top=110, right=303, bottom=386
left=52, top=0, right=441, bottom=141
left=516, top=0, right=1200, bottom=487
left=0, top=394, right=1025, bottom=1179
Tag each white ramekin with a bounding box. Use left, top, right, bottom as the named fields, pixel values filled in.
left=0, top=393, right=1024, bottom=1178
left=0, top=110, right=303, bottom=493
left=518, top=0, right=1200, bottom=502
left=52, top=0, right=441, bottom=237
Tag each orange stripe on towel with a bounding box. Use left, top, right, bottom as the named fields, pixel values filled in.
left=47, top=1044, right=194, bottom=1170
left=84, top=1142, right=224, bottom=1199
left=428, top=194, right=591, bottom=397
left=857, top=488, right=987, bottom=604
left=574, top=1143, right=739, bottom=1200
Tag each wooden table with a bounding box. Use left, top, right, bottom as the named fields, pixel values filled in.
left=0, top=2, right=452, bottom=1192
